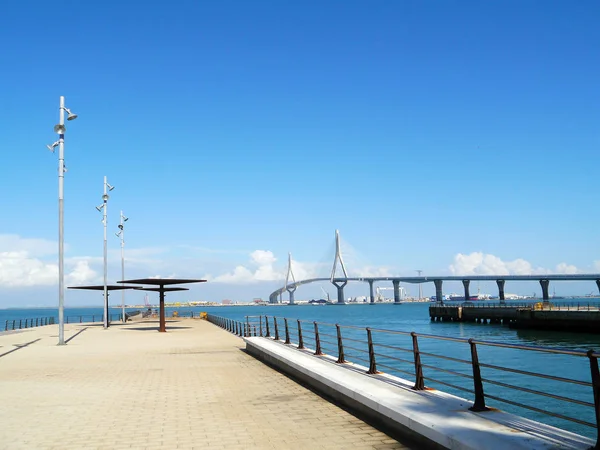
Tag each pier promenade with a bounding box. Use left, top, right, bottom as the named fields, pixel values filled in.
left=0, top=320, right=411, bottom=450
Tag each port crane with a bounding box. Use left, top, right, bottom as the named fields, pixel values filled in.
left=320, top=287, right=331, bottom=302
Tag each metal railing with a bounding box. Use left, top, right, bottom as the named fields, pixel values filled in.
left=4, top=317, right=55, bottom=331
left=4, top=313, right=130, bottom=331
left=208, top=313, right=600, bottom=446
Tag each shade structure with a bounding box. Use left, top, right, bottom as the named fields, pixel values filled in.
left=68, top=285, right=140, bottom=291
left=118, top=278, right=207, bottom=332
left=118, top=278, right=207, bottom=286
left=134, top=287, right=189, bottom=292
left=68, top=285, right=139, bottom=326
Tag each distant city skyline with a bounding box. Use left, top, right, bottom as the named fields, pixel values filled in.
left=1, top=1, right=599, bottom=307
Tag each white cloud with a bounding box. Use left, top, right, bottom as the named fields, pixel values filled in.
left=0, top=251, right=98, bottom=288
left=250, top=250, right=276, bottom=266
left=214, top=250, right=281, bottom=283
left=0, top=234, right=58, bottom=257
left=0, top=235, right=98, bottom=288
left=65, top=260, right=97, bottom=285
left=554, top=262, right=579, bottom=274
left=449, top=252, right=581, bottom=276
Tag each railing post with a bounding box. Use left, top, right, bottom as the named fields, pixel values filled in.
left=411, top=332, right=425, bottom=390
left=265, top=316, right=271, bottom=338
left=274, top=317, right=280, bottom=341
left=246, top=317, right=250, bottom=337
left=284, top=318, right=291, bottom=344
left=5, top=320, right=7, bottom=331
left=336, top=324, right=346, bottom=363
left=253, top=325, right=257, bottom=336
left=12, top=320, right=15, bottom=330
left=469, top=339, right=489, bottom=412
left=297, top=320, right=304, bottom=349
left=366, top=328, right=378, bottom=374
left=588, top=349, right=600, bottom=449
left=259, top=316, right=263, bottom=337
left=235, top=321, right=238, bottom=335
left=314, top=322, right=323, bottom=355
left=19, top=319, right=22, bottom=329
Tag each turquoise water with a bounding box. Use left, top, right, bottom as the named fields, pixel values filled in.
left=2, top=300, right=599, bottom=440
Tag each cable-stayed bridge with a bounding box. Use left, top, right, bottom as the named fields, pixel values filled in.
left=269, top=230, right=600, bottom=304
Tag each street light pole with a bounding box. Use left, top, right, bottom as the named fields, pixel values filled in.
left=57, top=97, right=65, bottom=345
left=96, top=176, right=114, bottom=329
left=48, top=96, right=77, bottom=345
left=116, top=211, right=128, bottom=322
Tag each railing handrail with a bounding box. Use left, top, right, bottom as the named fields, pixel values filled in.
left=263, top=315, right=598, bottom=358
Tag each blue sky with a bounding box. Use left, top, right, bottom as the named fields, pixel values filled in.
left=1, top=1, right=599, bottom=306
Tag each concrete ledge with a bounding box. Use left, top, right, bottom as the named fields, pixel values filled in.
left=245, top=336, right=595, bottom=450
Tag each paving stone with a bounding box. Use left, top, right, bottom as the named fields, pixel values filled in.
left=0, top=319, right=414, bottom=449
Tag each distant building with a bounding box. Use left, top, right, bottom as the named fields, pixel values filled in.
left=222, top=299, right=233, bottom=305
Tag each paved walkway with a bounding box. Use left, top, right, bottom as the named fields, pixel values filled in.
left=0, top=319, right=413, bottom=450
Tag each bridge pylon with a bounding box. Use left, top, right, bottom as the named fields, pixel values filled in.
left=330, top=230, right=348, bottom=304
left=284, top=252, right=297, bottom=305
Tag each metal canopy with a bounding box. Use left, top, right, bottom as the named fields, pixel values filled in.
left=118, top=278, right=206, bottom=286
left=68, top=285, right=139, bottom=291
left=117, top=278, right=207, bottom=332
left=134, top=287, right=189, bottom=292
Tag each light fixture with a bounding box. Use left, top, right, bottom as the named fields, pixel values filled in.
left=116, top=210, right=128, bottom=323
left=62, top=107, right=78, bottom=121
left=98, top=176, right=114, bottom=329
left=49, top=96, right=77, bottom=346
left=46, top=141, right=60, bottom=152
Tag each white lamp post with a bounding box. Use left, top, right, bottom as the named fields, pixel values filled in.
left=47, top=96, right=77, bottom=346
left=115, top=211, right=128, bottom=322
left=96, top=176, right=114, bottom=329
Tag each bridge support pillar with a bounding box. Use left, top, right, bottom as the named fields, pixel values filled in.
left=539, top=279, right=550, bottom=302
left=269, top=293, right=278, bottom=304
left=332, top=280, right=347, bottom=305
left=496, top=280, right=506, bottom=303
left=434, top=280, right=443, bottom=303
left=393, top=280, right=401, bottom=304
left=462, top=280, right=470, bottom=301
left=596, top=279, right=600, bottom=295
left=368, top=280, right=375, bottom=304
left=287, top=287, right=296, bottom=305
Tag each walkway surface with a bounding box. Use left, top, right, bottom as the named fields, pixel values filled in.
left=0, top=319, right=413, bottom=450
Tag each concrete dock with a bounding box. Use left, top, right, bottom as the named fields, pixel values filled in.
left=0, top=319, right=411, bottom=450
left=429, top=304, right=600, bottom=332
